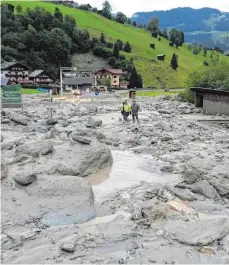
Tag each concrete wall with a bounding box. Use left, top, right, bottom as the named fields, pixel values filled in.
left=203, top=100, right=229, bottom=115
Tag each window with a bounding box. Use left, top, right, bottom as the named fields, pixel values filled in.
left=114, top=80, right=117, bottom=83
left=114, top=76, right=117, bottom=78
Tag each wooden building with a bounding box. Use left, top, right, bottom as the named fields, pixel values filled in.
left=1, top=61, right=31, bottom=85
left=191, top=87, right=229, bottom=115
left=157, top=54, right=165, bottom=61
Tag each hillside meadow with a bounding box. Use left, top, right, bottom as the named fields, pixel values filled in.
left=4, top=0, right=229, bottom=88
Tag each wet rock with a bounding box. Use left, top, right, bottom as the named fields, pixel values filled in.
left=57, top=165, right=79, bottom=176
left=69, top=251, right=86, bottom=260
left=1, top=163, right=8, bottom=179
left=15, top=141, right=54, bottom=157
left=190, top=180, right=221, bottom=200
left=61, top=242, right=75, bottom=253
left=173, top=188, right=197, bottom=201
left=1, top=142, right=14, bottom=150
left=46, top=118, right=57, bottom=125
left=95, top=215, right=138, bottom=242
left=11, top=114, right=29, bottom=125
left=37, top=176, right=95, bottom=225
left=78, top=148, right=112, bottom=177
left=160, top=135, right=173, bottom=141
left=28, top=121, right=49, bottom=133
left=14, top=173, right=37, bottom=186
left=182, top=164, right=204, bottom=184
left=167, top=218, right=229, bottom=246
left=160, top=164, right=174, bottom=172
left=85, top=117, right=102, bottom=128
left=72, top=128, right=97, bottom=138
left=2, top=119, right=10, bottom=124
left=96, top=132, right=106, bottom=141
left=142, top=202, right=169, bottom=221
left=5, top=154, right=31, bottom=165
left=131, top=204, right=143, bottom=220
left=136, top=219, right=151, bottom=228
left=40, top=143, right=54, bottom=155
left=45, top=128, right=57, bottom=139
left=72, top=135, right=92, bottom=145
left=21, top=230, right=37, bottom=240
left=104, top=139, right=113, bottom=145
left=206, top=174, right=229, bottom=197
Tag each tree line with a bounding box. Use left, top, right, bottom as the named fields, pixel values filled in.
left=1, top=4, right=142, bottom=87
left=1, top=4, right=93, bottom=79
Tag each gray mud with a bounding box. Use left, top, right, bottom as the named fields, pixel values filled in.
left=1, top=93, right=229, bottom=264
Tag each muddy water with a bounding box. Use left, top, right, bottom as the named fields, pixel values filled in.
left=87, top=151, right=181, bottom=200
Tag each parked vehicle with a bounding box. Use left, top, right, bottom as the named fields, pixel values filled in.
left=72, top=89, right=81, bottom=95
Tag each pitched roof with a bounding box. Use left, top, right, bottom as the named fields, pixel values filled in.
left=109, top=69, right=123, bottom=74
left=1, top=61, right=30, bottom=70
left=63, top=77, right=94, bottom=85
left=95, top=68, right=122, bottom=75
left=29, top=70, right=44, bottom=78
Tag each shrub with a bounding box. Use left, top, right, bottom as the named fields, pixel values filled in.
left=108, top=56, right=116, bottom=67
left=93, top=45, right=113, bottom=59
left=123, top=42, right=131, bottom=53
left=150, top=43, right=155, bottom=49
left=119, top=54, right=126, bottom=60
left=107, top=42, right=113, bottom=48
left=181, top=61, right=229, bottom=102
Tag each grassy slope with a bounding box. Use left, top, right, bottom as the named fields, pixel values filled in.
left=6, top=0, right=229, bottom=88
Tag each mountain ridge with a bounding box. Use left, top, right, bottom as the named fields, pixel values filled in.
left=131, top=7, right=229, bottom=52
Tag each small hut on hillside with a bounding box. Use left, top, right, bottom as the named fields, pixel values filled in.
left=157, top=54, right=165, bottom=61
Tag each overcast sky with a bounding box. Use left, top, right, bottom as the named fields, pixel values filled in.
left=78, top=0, right=229, bottom=16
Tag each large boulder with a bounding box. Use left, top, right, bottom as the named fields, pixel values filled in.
left=46, top=118, right=57, bottom=125
left=189, top=180, right=221, bottom=200
left=2, top=175, right=95, bottom=226
left=13, top=173, right=37, bottom=186
left=172, top=187, right=197, bottom=201
left=15, top=140, right=54, bottom=157
left=182, top=164, right=204, bottom=184
left=165, top=218, right=229, bottom=246
left=72, top=135, right=92, bottom=145
left=11, top=114, right=29, bottom=125
left=85, top=117, right=102, bottom=128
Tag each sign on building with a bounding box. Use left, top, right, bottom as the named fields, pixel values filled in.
left=1, top=85, right=22, bottom=108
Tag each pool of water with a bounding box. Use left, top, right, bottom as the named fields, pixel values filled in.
left=88, top=150, right=181, bottom=201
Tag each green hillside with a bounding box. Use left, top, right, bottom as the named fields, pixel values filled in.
left=5, top=0, right=229, bottom=88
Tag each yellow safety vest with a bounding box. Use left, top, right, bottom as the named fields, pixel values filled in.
left=122, top=104, right=131, bottom=113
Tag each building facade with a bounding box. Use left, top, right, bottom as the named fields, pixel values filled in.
left=191, top=87, right=229, bottom=115
left=1, top=62, right=30, bottom=84
left=63, top=77, right=94, bottom=91
left=29, top=70, right=52, bottom=84
left=94, top=68, right=122, bottom=87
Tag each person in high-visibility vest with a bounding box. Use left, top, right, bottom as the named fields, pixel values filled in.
left=121, top=100, right=131, bottom=121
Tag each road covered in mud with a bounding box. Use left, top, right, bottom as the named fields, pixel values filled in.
left=1, top=93, right=229, bottom=264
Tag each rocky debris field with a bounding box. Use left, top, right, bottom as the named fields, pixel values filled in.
left=1, top=94, right=229, bottom=264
